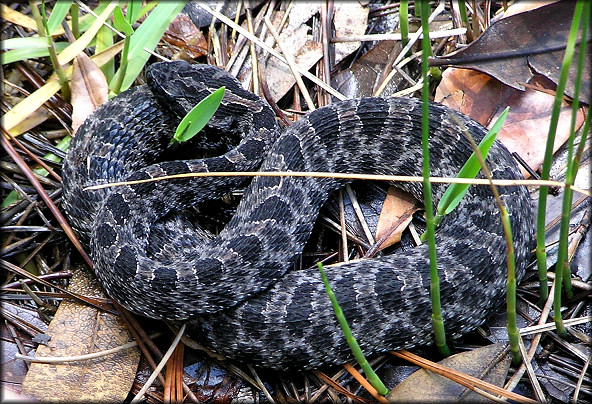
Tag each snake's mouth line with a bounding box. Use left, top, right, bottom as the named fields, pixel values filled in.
left=83, top=170, right=590, bottom=196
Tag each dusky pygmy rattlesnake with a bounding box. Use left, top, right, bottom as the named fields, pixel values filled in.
left=62, top=60, right=534, bottom=369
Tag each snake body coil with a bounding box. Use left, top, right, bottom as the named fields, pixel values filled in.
left=62, top=61, right=534, bottom=369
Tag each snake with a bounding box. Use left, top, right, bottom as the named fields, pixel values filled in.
left=61, top=60, right=534, bottom=370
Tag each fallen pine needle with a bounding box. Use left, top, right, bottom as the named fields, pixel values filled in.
left=82, top=170, right=591, bottom=198
left=343, top=363, right=390, bottom=403
left=390, top=350, right=539, bottom=404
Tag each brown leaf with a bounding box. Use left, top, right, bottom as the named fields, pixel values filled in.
left=435, top=68, right=585, bottom=177
left=70, top=54, right=108, bottom=134
left=374, top=187, right=419, bottom=251
left=257, top=10, right=323, bottom=103
left=251, top=2, right=370, bottom=103
left=332, top=40, right=405, bottom=98
left=430, top=1, right=591, bottom=104
left=163, top=13, right=208, bottom=59
left=388, top=344, right=511, bottom=402
left=21, top=270, right=140, bottom=403
left=332, top=2, right=369, bottom=64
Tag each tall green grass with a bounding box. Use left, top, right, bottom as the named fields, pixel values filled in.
left=535, top=1, right=587, bottom=336
left=419, top=0, right=450, bottom=357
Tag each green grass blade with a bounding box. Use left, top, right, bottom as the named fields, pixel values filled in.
left=3, top=37, right=51, bottom=49
left=439, top=107, right=508, bottom=216
left=137, top=1, right=159, bottom=20
left=552, top=0, right=589, bottom=322
left=37, top=0, right=69, bottom=99
left=2, top=38, right=70, bottom=65
left=536, top=0, right=584, bottom=318
left=76, top=2, right=111, bottom=33
left=419, top=107, right=509, bottom=244
left=317, top=263, right=389, bottom=396
left=110, top=2, right=143, bottom=95
left=457, top=0, right=472, bottom=42
left=70, top=3, right=80, bottom=38
left=446, top=111, right=522, bottom=365
left=3, top=44, right=70, bottom=65
left=96, top=24, right=115, bottom=80
left=113, top=6, right=134, bottom=36
left=419, top=0, right=450, bottom=357
left=46, top=1, right=72, bottom=35
left=126, top=0, right=143, bottom=24
left=501, top=208, right=520, bottom=365
left=110, top=1, right=187, bottom=93
left=400, top=1, right=409, bottom=49
left=172, top=86, right=226, bottom=144
left=559, top=0, right=589, bottom=298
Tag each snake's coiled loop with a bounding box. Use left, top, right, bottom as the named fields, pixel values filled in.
left=62, top=61, right=534, bottom=369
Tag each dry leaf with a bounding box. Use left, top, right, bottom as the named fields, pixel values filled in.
left=431, top=1, right=591, bottom=104
left=497, top=0, right=558, bottom=18
left=1, top=4, right=41, bottom=32
left=163, top=13, right=207, bottom=59
left=3, top=40, right=123, bottom=137
left=21, top=270, right=140, bottom=403
left=435, top=69, right=584, bottom=177
left=256, top=3, right=368, bottom=103
left=332, top=40, right=405, bottom=98
left=489, top=75, right=585, bottom=176
left=70, top=54, right=108, bottom=134
left=2, top=97, right=55, bottom=136
left=332, top=2, right=369, bottom=63
left=374, top=187, right=419, bottom=250
left=258, top=10, right=323, bottom=103
left=388, top=344, right=511, bottom=402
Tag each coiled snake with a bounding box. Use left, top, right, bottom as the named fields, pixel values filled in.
left=62, top=61, right=534, bottom=370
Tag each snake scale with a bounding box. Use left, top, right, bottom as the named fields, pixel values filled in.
left=62, top=60, right=534, bottom=370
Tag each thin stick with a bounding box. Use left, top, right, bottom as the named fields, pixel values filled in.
left=338, top=190, right=348, bottom=262
left=5, top=131, right=61, bottom=181
left=519, top=315, right=592, bottom=336
left=16, top=332, right=162, bottom=363
left=0, top=259, right=112, bottom=313
left=83, top=170, right=591, bottom=197
left=319, top=1, right=332, bottom=106
left=247, top=364, right=276, bottom=403
left=1, top=129, right=92, bottom=267
left=130, top=324, right=186, bottom=404
left=245, top=8, right=260, bottom=95
left=195, top=0, right=346, bottom=100
left=264, top=16, right=315, bottom=110
left=345, top=184, right=374, bottom=245
left=374, top=1, right=446, bottom=96
left=547, top=271, right=591, bottom=290
left=331, top=28, right=466, bottom=42
left=572, top=352, right=591, bottom=403
left=517, top=335, right=546, bottom=401
left=391, top=350, right=538, bottom=404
